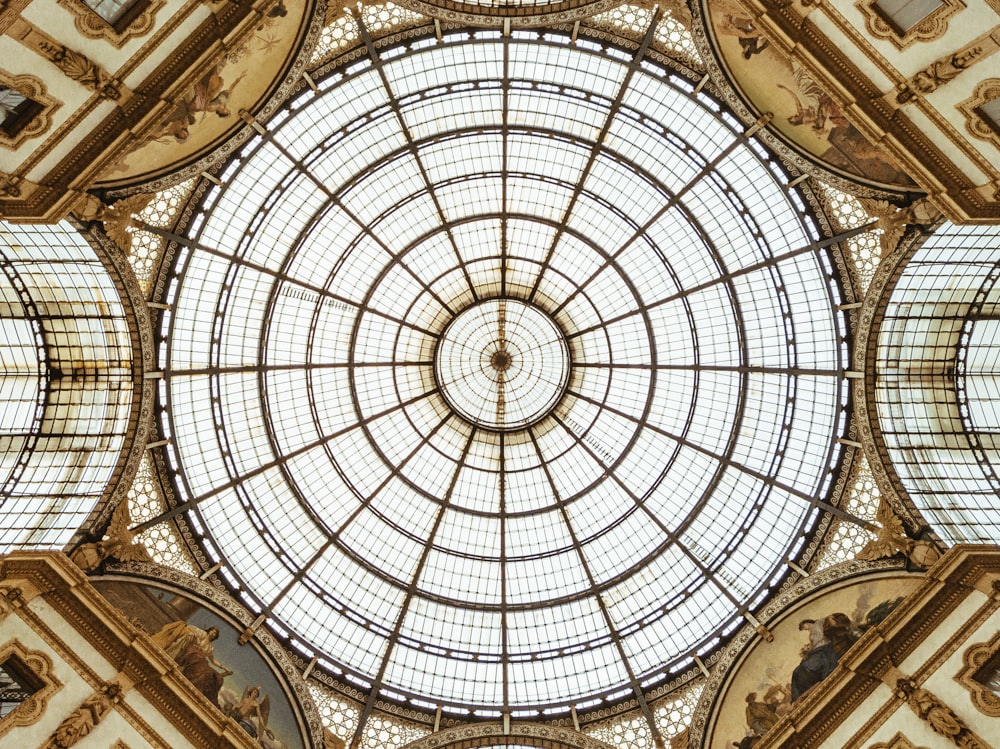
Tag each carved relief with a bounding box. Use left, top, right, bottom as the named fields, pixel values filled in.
left=897, top=38, right=998, bottom=103
left=6, top=18, right=121, bottom=99
left=43, top=681, right=122, bottom=749
left=69, top=496, right=152, bottom=572
left=895, top=678, right=989, bottom=749
left=0, top=640, right=62, bottom=739
left=868, top=732, right=927, bottom=749
left=57, top=0, right=165, bottom=48
left=0, top=72, right=58, bottom=149
left=855, top=0, right=964, bottom=50
left=852, top=199, right=942, bottom=259
left=955, top=631, right=1000, bottom=717
left=958, top=79, right=1000, bottom=150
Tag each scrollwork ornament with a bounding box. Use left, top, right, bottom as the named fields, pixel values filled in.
left=955, top=632, right=1000, bottom=717
left=958, top=79, right=1000, bottom=150
left=57, top=0, right=166, bottom=48
left=44, top=681, right=122, bottom=749
left=856, top=0, right=964, bottom=51
left=0, top=640, right=61, bottom=738
left=0, top=72, right=59, bottom=149
left=895, top=678, right=988, bottom=749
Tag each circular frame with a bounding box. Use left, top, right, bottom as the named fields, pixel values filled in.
left=156, top=27, right=851, bottom=713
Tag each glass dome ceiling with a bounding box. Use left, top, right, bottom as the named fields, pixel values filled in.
left=158, top=29, right=849, bottom=711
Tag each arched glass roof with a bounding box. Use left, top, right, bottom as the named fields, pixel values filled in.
left=0, top=222, right=135, bottom=551
left=159, top=30, right=849, bottom=711
left=876, top=223, right=1000, bottom=543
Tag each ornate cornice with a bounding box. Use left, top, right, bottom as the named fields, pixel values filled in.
left=393, top=0, right=621, bottom=28
left=400, top=721, right=617, bottom=749
left=686, top=558, right=908, bottom=748
left=0, top=552, right=269, bottom=749
left=99, top=559, right=327, bottom=749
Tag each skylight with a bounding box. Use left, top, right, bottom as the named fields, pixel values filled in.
left=159, top=31, right=847, bottom=710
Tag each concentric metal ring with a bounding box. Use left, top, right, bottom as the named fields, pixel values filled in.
left=435, top=299, right=571, bottom=431
left=159, top=31, right=848, bottom=710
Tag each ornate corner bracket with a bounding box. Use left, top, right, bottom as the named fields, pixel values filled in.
left=57, top=0, right=166, bottom=49
left=954, top=631, right=1000, bottom=717
left=958, top=78, right=1000, bottom=149
left=0, top=71, right=59, bottom=149
left=855, top=0, right=964, bottom=51
left=0, top=640, right=62, bottom=740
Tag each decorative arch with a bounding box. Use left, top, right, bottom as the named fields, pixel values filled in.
left=400, top=723, right=616, bottom=749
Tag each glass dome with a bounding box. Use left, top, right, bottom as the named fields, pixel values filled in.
left=158, top=30, right=849, bottom=711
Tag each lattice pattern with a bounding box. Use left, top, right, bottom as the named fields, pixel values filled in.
left=589, top=4, right=701, bottom=69
left=358, top=713, right=430, bottom=749
left=813, top=455, right=879, bottom=570
left=591, top=2, right=656, bottom=34
left=815, top=182, right=879, bottom=295
left=586, top=710, right=654, bottom=749
left=653, top=682, right=702, bottom=741
left=311, top=9, right=359, bottom=65
left=653, top=11, right=701, bottom=68
left=128, top=453, right=197, bottom=574
left=128, top=179, right=196, bottom=295
left=361, top=2, right=424, bottom=33
left=309, top=682, right=361, bottom=742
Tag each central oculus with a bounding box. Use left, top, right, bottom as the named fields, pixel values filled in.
left=434, top=298, right=571, bottom=431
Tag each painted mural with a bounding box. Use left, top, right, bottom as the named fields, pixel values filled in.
left=706, top=0, right=917, bottom=190
left=100, top=0, right=307, bottom=185
left=93, top=580, right=306, bottom=749
left=707, top=573, right=921, bottom=749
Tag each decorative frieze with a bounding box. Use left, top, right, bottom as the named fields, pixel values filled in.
left=4, top=17, right=124, bottom=99
left=897, top=31, right=1000, bottom=103
left=43, top=681, right=124, bottom=749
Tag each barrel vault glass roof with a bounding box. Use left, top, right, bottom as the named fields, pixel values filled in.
left=157, top=29, right=850, bottom=712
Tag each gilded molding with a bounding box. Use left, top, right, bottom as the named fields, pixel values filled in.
left=399, top=722, right=617, bottom=749
left=57, top=0, right=166, bottom=48
left=43, top=681, right=123, bottom=749
left=868, top=732, right=927, bottom=749
left=958, top=78, right=1000, bottom=148
left=896, top=36, right=998, bottom=104
left=0, top=639, right=62, bottom=739
left=855, top=0, right=964, bottom=51
left=0, top=71, right=59, bottom=149
left=954, top=631, right=1000, bottom=717
left=894, top=678, right=989, bottom=749
left=5, top=17, right=122, bottom=99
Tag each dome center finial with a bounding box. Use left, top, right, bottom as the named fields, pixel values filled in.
left=490, top=349, right=512, bottom=372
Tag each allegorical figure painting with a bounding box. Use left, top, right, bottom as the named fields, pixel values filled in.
left=94, top=580, right=305, bottom=749
left=709, top=574, right=921, bottom=749
left=102, top=0, right=303, bottom=184
left=707, top=0, right=916, bottom=189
